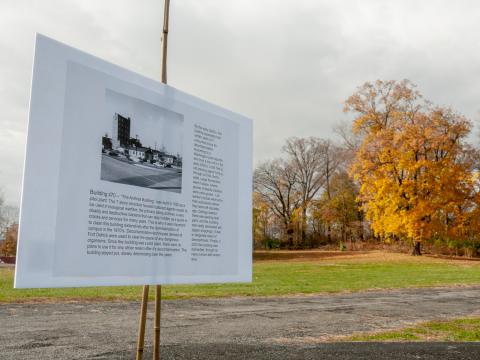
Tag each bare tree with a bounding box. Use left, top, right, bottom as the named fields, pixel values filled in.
left=254, top=159, right=301, bottom=247
left=0, top=193, right=4, bottom=232
left=333, top=119, right=363, bottom=168
left=2, top=205, right=18, bottom=228
left=0, top=191, right=19, bottom=237
left=282, top=137, right=344, bottom=245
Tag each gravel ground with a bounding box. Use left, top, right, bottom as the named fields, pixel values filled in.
left=1, top=286, right=479, bottom=359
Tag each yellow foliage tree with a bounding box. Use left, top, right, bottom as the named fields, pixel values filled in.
left=345, top=80, right=476, bottom=255
left=1, top=223, right=18, bottom=256
left=252, top=192, right=275, bottom=247
left=312, top=171, right=360, bottom=244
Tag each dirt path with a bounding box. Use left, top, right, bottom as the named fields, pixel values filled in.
left=1, top=286, right=479, bottom=359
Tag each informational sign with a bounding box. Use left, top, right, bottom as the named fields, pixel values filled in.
left=15, top=34, right=252, bottom=288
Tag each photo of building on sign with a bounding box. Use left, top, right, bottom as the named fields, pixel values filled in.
left=100, top=89, right=183, bottom=193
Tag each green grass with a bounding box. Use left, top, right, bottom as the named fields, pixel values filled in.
left=1, top=253, right=480, bottom=302
left=348, top=318, right=480, bottom=342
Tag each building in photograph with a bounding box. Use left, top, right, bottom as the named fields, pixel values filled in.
left=103, top=113, right=181, bottom=168
left=112, top=113, right=131, bottom=149
left=144, top=149, right=160, bottom=162
left=160, top=153, right=175, bottom=165
left=102, top=134, right=112, bottom=151
left=127, top=146, right=148, bottom=160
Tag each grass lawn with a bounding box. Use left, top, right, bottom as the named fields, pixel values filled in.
left=346, top=318, right=480, bottom=342
left=1, top=251, right=480, bottom=302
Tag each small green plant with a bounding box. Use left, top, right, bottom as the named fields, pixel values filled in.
left=264, top=238, right=280, bottom=250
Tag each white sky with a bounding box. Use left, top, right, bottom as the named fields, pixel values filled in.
left=1, top=0, right=480, bottom=206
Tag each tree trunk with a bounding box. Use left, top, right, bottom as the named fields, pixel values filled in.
left=286, top=224, right=294, bottom=249
left=301, top=206, right=307, bottom=248
left=411, top=241, right=422, bottom=256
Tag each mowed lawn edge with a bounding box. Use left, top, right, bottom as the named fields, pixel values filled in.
left=343, top=317, right=480, bottom=342
left=1, top=252, right=480, bottom=302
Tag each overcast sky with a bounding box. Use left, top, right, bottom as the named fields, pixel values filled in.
left=1, top=0, right=480, bottom=206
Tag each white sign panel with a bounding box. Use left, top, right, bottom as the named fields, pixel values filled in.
left=15, top=35, right=252, bottom=288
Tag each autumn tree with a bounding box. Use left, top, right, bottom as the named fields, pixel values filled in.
left=0, top=190, right=19, bottom=256
left=252, top=192, right=276, bottom=248
left=345, top=79, right=476, bottom=255
left=312, top=171, right=361, bottom=245
left=0, top=223, right=18, bottom=256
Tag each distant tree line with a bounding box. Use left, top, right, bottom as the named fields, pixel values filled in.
left=253, top=80, right=480, bottom=256
left=0, top=193, right=19, bottom=257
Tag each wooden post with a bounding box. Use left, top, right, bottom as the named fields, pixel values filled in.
left=153, top=285, right=162, bottom=359
left=136, top=1, right=170, bottom=360
left=136, top=285, right=149, bottom=360
left=153, top=2, right=170, bottom=358
left=161, top=0, right=170, bottom=84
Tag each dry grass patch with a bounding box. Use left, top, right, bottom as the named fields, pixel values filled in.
left=345, top=317, right=480, bottom=342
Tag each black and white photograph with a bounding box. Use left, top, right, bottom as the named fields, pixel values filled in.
left=100, top=89, right=183, bottom=193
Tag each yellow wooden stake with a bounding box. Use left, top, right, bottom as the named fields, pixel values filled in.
left=136, top=1, right=170, bottom=359
left=161, top=0, right=170, bottom=84
left=136, top=285, right=149, bottom=360
left=153, top=285, right=162, bottom=360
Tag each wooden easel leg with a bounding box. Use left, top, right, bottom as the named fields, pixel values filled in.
left=138, top=1, right=169, bottom=359
left=136, top=285, right=150, bottom=360
left=153, top=285, right=162, bottom=360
